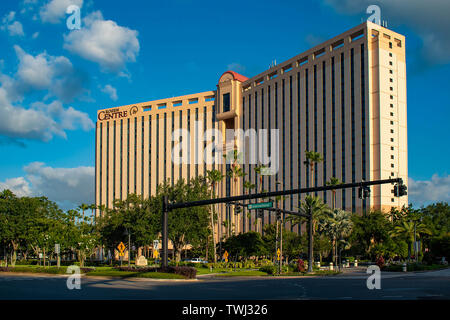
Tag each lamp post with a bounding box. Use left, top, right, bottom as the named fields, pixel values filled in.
left=123, top=228, right=131, bottom=268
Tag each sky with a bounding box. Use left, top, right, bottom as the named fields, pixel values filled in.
left=0, top=0, right=449, bottom=210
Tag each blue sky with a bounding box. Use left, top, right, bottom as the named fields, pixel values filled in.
left=0, top=0, right=449, bottom=209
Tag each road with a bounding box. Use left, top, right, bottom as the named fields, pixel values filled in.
left=0, top=268, right=449, bottom=300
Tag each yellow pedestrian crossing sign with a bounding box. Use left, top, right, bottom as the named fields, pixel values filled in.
left=152, top=249, right=159, bottom=259
left=277, top=248, right=281, bottom=261
left=223, top=250, right=229, bottom=262
left=118, top=242, right=126, bottom=256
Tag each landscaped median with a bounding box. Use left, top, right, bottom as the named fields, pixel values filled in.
left=381, top=262, right=449, bottom=272
left=0, top=265, right=197, bottom=280
left=0, top=264, right=343, bottom=278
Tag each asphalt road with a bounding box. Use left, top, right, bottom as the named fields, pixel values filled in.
left=0, top=268, right=449, bottom=300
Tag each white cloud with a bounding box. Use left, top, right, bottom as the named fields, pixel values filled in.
left=40, top=0, right=83, bottom=24
left=0, top=46, right=94, bottom=142
left=63, top=11, right=140, bottom=73
left=32, top=31, right=39, bottom=39
left=408, top=174, right=450, bottom=207
left=322, top=0, right=450, bottom=65
left=101, top=84, right=118, bottom=101
left=0, top=162, right=95, bottom=209
left=1, top=11, right=25, bottom=37
left=0, top=177, right=32, bottom=197
left=9, top=45, right=86, bottom=103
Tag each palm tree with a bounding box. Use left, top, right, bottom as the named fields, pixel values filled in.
left=88, top=204, right=96, bottom=225
left=206, top=169, right=224, bottom=263
left=323, top=209, right=353, bottom=266
left=224, top=147, right=245, bottom=236
left=78, top=203, right=89, bottom=224
left=253, top=164, right=269, bottom=233
left=291, top=195, right=330, bottom=266
left=97, top=204, right=106, bottom=219
left=326, top=177, right=343, bottom=210
left=390, top=220, right=431, bottom=261
left=303, top=150, right=324, bottom=189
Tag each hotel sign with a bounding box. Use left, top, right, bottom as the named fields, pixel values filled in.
left=97, top=106, right=138, bottom=121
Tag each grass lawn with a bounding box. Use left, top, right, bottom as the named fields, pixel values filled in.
left=280, top=270, right=341, bottom=276
left=84, top=270, right=186, bottom=279
left=215, top=270, right=268, bottom=277
left=2, top=265, right=188, bottom=279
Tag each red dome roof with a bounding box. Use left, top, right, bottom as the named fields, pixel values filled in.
left=221, top=70, right=249, bottom=82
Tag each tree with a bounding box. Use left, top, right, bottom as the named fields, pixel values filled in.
left=78, top=203, right=89, bottom=223
left=206, top=169, right=224, bottom=263
left=222, top=232, right=266, bottom=260
left=303, top=150, right=324, bottom=188
left=349, top=211, right=393, bottom=260
left=225, top=148, right=245, bottom=236
left=152, top=177, right=210, bottom=263
left=390, top=220, right=432, bottom=261
left=290, top=195, right=330, bottom=264
left=322, top=208, right=353, bottom=266
left=326, top=177, right=343, bottom=210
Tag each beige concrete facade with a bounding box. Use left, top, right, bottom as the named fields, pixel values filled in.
left=96, top=21, right=408, bottom=237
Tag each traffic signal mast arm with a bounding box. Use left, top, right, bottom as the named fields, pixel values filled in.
left=166, top=178, right=405, bottom=210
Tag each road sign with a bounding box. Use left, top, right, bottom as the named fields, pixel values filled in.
left=277, top=248, right=281, bottom=261
left=153, top=240, right=159, bottom=250
left=55, top=244, right=60, bottom=254
left=248, top=202, right=273, bottom=210
left=117, top=242, right=125, bottom=253
left=152, top=250, right=159, bottom=259
left=119, top=252, right=124, bottom=257
left=224, top=250, right=229, bottom=262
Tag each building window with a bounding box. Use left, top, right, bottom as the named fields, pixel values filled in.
left=390, top=78, right=393, bottom=83
left=390, top=87, right=393, bottom=91
left=391, top=146, right=394, bottom=150
left=390, top=129, right=394, bottom=133
left=223, top=93, right=230, bottom=112
left=389, top=61, right=393, bottom=66
left=391, top=155, right=394, bottom=159
left=390, top=121, right=394, bottom=125
left=390, top=112, right=394, bottom=116
left=390, top=138, right=394, bottom=142
left=390, top=70, right=393, bottom=74
left=391, top=198, right=395, bottom=202
left=389, top=52, right=392, bottom=57
left=389, top=42, right=393, bottom=49
left=390, top=103, right=394, bottom=108
left=391, top=163, right=394, bottom=168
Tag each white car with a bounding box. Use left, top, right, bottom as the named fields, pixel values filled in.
left=188, top=258, right=208, bottom=263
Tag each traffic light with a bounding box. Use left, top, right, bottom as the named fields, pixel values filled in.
left=276, top=210, right=281, bottom=221
left=393, top=184, right=407, bottom=197
left=363, top=187, right=370, bottom=199
left=399, top=184, right=407, bottom=196
left=257, top=209, right=263, bottom=218
left=358, top=186, right=370, bottom=199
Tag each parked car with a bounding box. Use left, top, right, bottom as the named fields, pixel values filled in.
left=187, top=258, right=208, bottom=263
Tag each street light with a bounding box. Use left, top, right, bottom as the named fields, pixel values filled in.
left=123, top=228, right=131, bottom=268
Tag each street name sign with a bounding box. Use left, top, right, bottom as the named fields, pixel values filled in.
left=248, top=202, right=273, bottom=210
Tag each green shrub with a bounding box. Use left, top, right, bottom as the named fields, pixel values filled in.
left=259, top=265, right=277, bottom=275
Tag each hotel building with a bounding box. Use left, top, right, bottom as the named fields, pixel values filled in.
left=95, top=21, right=408, bottom=235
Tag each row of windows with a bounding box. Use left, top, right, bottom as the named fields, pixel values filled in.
left=97, top=107, right=215, bottom=207
left=241, top=46, right=367, bottom=214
